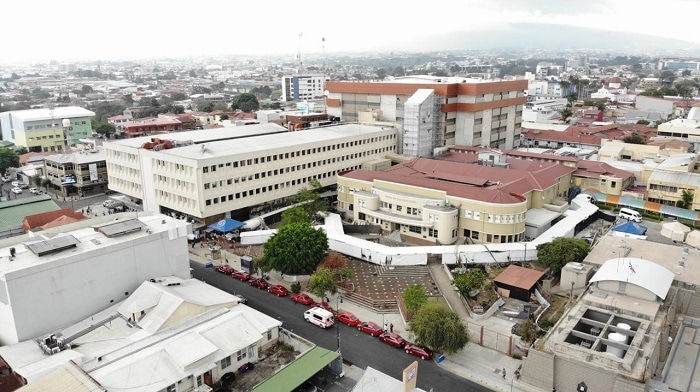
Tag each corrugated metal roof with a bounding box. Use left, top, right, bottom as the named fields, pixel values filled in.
left=494, top=265, right=546, bottom=290
left=251, top=347, right=340, bottom=392
left=590, top=258, right=674, bottom=300
left=0, top=195, right=61, bottom=230
left=19, top=362, right=105, bottom=392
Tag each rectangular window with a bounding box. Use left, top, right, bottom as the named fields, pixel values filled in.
left=237, top=349, right=246, bottom=361
left=221, top=356, right=231, bottom=369
left=408, top=226, right=421, bottom=234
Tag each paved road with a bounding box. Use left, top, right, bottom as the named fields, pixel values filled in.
left=191, top=262, right=491, bottom=392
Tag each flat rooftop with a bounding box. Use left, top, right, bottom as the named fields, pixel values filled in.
left=583, top=234, right=700, bottom=288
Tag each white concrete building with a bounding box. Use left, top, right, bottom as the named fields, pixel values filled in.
left=523, top=99, right=568, bottom=123
left=0, top=278, right=282, bottom=391
left=657, top=106, right=700, bottom=141
left=0, top=106, right=95, bottom=152
left=103, top=123, right=398, bottom=224
left=0, top=212, right=191, bottom=345
left=281, top=74, right=325, bottom=102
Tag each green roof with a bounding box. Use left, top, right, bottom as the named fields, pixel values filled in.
left=0, top=194, right=61, bottom=230
left=251, top=347, right=340, bottom=392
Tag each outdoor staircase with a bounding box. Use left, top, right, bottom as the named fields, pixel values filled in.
left=373, top=265, right=430, bottom=278
left=341, top=291, right=397, bottom=314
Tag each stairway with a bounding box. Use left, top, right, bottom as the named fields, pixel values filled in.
left=342, top=291, right=397, bottom=313
left=373, top=265, right=429, bottom=278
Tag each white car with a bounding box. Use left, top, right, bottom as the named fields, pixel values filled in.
left=1, top=176, right=10, bottom=183
left=11, top=187, right=22, bottom=194
left=11, top=181, right=20, bottom=187
left=29, top=188, right=39, bottom=194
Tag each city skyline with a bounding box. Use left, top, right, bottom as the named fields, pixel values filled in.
left=2, top=0, right=700, bottom=64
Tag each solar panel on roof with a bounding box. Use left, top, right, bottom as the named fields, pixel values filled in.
left=97, top=219, right=146, bottom=237
left=26, top=235, right=80, bottom=256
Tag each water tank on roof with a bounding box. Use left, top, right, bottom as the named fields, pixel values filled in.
left=606, top=332, right=626, bottom=358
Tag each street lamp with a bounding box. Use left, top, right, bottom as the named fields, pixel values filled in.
left=336, top=295, right=343, bottom=353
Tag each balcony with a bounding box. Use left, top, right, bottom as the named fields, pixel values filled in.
left=360, top=207, right=434, bottom=227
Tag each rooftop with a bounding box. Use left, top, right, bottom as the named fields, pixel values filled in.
left=4, top=107, right=95, bottom=122
left=494, top=265, right=545, bottom=290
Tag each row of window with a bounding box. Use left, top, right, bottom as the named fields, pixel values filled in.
left=465, top=229, right=524, bottom=243
left=464, top=210, right=526, bottom=223
left=196, top=137, right=395, bottom=173
left=379, top=201, right=423, bottom=216
left=650, top=183, right=679, bottom=193
left=26, top=120, right=86, bottom=130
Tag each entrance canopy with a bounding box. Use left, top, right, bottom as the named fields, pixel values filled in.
left=207, top=218, right=245, bottom=233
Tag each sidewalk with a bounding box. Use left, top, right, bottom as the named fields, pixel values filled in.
left=188, top=246, right=533, bottom=392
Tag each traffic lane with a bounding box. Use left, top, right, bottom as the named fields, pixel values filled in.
left=191, top=262, right=491, bottom=392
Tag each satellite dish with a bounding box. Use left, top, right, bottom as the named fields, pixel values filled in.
left=62, top=119, right=72, bottom=127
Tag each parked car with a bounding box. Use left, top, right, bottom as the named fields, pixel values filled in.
left=1, top=176, right=10, bottom=183
left=11, top=181, right=19, bottom=187
left=29, top=188, right=39, bottom=194
left=357, top=321, right=383, bottom=337
left=19, top=183, right=28, bottom=189
left=249, top=277, right=268, bottom=289
left=11, top=187, right=22, bottom=194
left=231, top=271, right=251, bottom=281
left=267, top=284, right=289, bottom=297
left=312, top=302, right=334, bottom=313
left=215, top=264, right=235, bottom=274
left=336, top=312, right=360, bottom=327
left=379, top=332, right=407, bottom=348
left=291, top=293, right=315, bottom=305
left=405, top=343, right=433, bottom=360
left=233, top=294, right=248, bottom=304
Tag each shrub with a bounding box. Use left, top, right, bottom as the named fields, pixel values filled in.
left=290, top=281, right=301, bottom=293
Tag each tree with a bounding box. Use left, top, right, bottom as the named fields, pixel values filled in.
left=536, top=237, right=590, bottom=274
left=409, top=303, right=469, bottom=355
left=81, top=85, right=93, bottom=95
left=453, top=268, right=486, bottom=295
left=219, top=114, right=229, bottom=121
left=231, top=93, right=259, bottom=113
left=308, top=268, right=338, bottom=300
left=678, top=190, right=694, bottom=209
left=623, top=133, right=646, bottom=144
left=94, top=122, right=116, bottom=138
left=294, top=179, right=329, bottom=221
left=558, top=108, right=573, bottom=123
left=639, top=89, right=663, bottom=97
left=0, top=148, right=19, bottom=175
left=281, top=206, right=309, bottom=226
left=403, top=284, right=428, bottom=315
left=262, top=222, right=328, bottom=275
left=519, top=319, right=537, bottom=343
left=375, top=68, right=387, bottom=79
left=32, top=174, right=42, bottom=188
left=41, top=178, right=51, bottom=192
left=636, top=120, right=650, bottom=126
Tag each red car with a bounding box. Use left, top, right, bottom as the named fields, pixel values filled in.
left=268, top=284, right=289, bottom=297
left=405, top=343, right=433, bottom=360
left=312, top=302, right=334, bottom=313
left=291, top=293, right=315, bottom=305
left=231, top=271, right=251, bottom=281
left=249, top=278, right=268, bottom=289
left=215, top=264, right=235, bottom=274
left=379, top=332, right=407, bottom=348
left=357, top=321, right=383, bottom=337
left=336, top=312, right=360, bottom=327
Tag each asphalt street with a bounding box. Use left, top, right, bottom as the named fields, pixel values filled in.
left=191, top=261, right=491, bottom=392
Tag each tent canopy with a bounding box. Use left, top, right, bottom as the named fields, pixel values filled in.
left=661, top=220, right=691, bottom=242
left=207, top=218, right=245, bottom=233
left=612, top=221, right=647, bottom=235
left=686, top=230, right=700, bottom=248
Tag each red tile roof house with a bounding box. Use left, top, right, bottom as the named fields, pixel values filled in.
left=22, top=209, right=86, bottom=233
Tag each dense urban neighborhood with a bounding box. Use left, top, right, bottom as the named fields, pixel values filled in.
left=1, top=13, right=700, bottom=392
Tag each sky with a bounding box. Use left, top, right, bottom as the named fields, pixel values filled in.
left=3, top=0, right=699, bottom=63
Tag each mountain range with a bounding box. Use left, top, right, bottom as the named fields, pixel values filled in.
left=381, top=23, right=700, bottom=54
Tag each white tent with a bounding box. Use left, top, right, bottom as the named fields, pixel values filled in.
left=661, top=221, right=691, bottom=242
left=686, top=230, right=700, bottom=248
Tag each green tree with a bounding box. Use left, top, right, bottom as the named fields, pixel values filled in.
left=409, top=303, right=469, bottom=355
left=623, top=133, right=646, bottom=144
left=678, top=189, right=694, bottom=209
left=41, top=178, right=51, bottom=192
left=0, top=148, right=19, bottom=175
left=559, top=108, right=573, bottom=123
left=170, top=92, right=188, bottom=101
left=94, top=122, right=116, bottom=138
left=453, top=268, right=486, bottom=295
left=263, top=222, right=328, bottom=275
left=32, top=174, right=42, bottom=188
left=639, top=89, right=663, bottom=97
left=636, top=120, right=650, bottom=125
left=81, top=85, right=94, bottom=95
left=308, top=268, right=338, bottom=299
left=536, top=237, right=590, bottom=274
left=294, top=179, right=329, bottom=220
left=281, top=206, right=310, bottom=226
left=375, top=68, right=387, bottom=79
left=519, top=319, right=537, bottom=343
left=219, top=113, right=229, bottom=121
left=231, top=93, right=259, bottom=113
left=403, top=284, right=428, bottom=315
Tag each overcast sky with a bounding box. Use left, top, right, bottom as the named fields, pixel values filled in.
left=3, top=0, right=699, bottom=63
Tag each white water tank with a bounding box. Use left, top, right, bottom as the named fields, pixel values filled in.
left=617, top=323, right=631, bottom=343
left=606, top=332, right=626, bottom=358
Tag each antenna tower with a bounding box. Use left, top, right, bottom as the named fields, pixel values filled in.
left=297, top=32, right=304, bottom=74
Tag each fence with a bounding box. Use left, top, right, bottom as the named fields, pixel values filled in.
left=467, top=322, right=517, bottom=356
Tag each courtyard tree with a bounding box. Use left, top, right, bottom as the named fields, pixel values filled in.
left=294, top=179, right=329, bottom=221
left=94, top=122, right=116, bottom=139
left=536, top=237, right=590, bottom=274
left=32, top=174, right=42, bottom=188
left=262, top=221, right=328, bottom=275
left=409, top=303, right=469, bottom=354
left=41, top=178, right=52, bottom=192
left=403, top=284, right=428, bottom=316
left=678, top=190, right=694, bottom=209
left=453, top=268, right=486, bottom=296
left=623, top=133, right=646, bottom=144
left=280, top=206, right=309, bottom=227
left=308, top=267, right=338, bottom=300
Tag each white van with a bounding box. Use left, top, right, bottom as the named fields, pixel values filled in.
left=618, top=208, right=642, bottom=223
left=304, top=307, right=335, bottom=328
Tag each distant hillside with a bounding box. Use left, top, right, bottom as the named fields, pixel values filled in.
left=388, top=23, right=700, bottom=54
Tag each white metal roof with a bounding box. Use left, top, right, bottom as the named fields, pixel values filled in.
left=589, top=257, right=674, bottom=299
left=8, top=107, right=95, bottom=122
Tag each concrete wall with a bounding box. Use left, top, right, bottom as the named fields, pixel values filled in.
left=521, top=348, right=554, bottom=390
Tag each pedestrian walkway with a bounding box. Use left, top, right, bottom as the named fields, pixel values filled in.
left=188, top=246, right=534, bottom=391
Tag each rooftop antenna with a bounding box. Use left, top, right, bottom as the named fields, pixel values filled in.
left=321, top=37, right=326, bottom=71
left=297, top=32, right=304, bottom=74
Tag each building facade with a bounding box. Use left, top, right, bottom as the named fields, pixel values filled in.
left=282, top=74, right=326, bottom=102
left=325, top=76, right=528, bottom=153
left=0, top=107, right=95, bottom=152
left=43, top=148, right=109, bottom=198
left=104, top=123, right=398, bottom=224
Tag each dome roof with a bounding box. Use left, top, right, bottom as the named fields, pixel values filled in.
left=610, top=77, right=622, bottom=83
